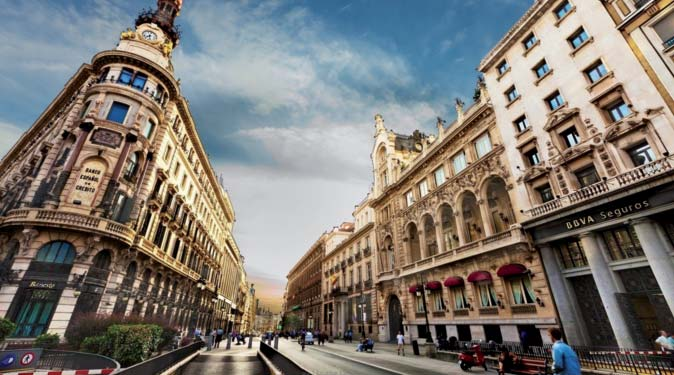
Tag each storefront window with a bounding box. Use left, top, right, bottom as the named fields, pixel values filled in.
left=478, top=282, right=498, bottom=307
left=600, top=226, right=644, bottom=261
left=508, top=276, right=535, bottom=305
left=555, top=239, right=588, bottom=269
left=13, top=289, right=58, bottom=337
left=452, top=287, right=468, bottom=309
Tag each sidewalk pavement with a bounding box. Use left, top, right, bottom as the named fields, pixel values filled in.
left=309, top=339, right=467, bottom=375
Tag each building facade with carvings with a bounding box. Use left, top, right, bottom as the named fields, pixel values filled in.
left=371, top=91, right=559, bottom=344
left=322, top=201, right=378, bottom=338
left=479, top=0, right=674, bottom=348
left=285, top=235, right=326, bottom=331
left=0, top=0, right=247, bottom=340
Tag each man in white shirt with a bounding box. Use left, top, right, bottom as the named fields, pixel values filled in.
left=396, top=331, right=405, bottom=356
left=656, top=331, right=674, bottom=351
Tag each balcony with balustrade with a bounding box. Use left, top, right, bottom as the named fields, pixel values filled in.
left=524, top=155, right=674, bottom=219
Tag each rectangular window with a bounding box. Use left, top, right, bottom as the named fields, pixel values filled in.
left=452, top=287, right=467, bottom=309
left=497, top=60, right=510, bottom=75
left=600, top=226, right=644, bottom=260
left=118, top=68, right=134, bottom=85
left=575, top=165, right=600, bottom=187
left=534, top=60, right=550, bottom=78
left=555, top=1, right=573, bottom=19
left=106, top=102, right=130, bottom=124
left=654, top=12, right=674, bottom=48
left=506, top=86, right=520, bottom=102
left=475, top=133, right=492, bottom=158
left=523, top=33, right=538, bottom=50
left=509, top=277, right=536, bottom=305
left=416, top=294, right=425, bottom=313
left=143, top=119, right=156, bottom=139
left=434, top=166, right=446, bottom=187
left=418, top=179, right=429, bottom=197
left=163, top=145, right=172, bottom=161
left=452, top=151, right=467, bottom=174
left=608, top=100, right=632, bottom=122
left=536, top=184, right=555, bottom=203
left=131, top=73, right=148, bottom=91
left=561, top=127, right=580, bottom=148
left=524, top=148, right=541, bottom=166
left=514, top=115, right=529, bottom=133
left=405, top=190, right=415, bottom=207
left=568, top=28, right=589, bottom=49
left=366, top=262, right=371, bottom=281
left=546, top=91, right=565, bottom=111
left=555, top=239, right=588, bottom=269
left=79, top=100, right=91, bottom=119
left=432, top=290, right=445, bottom=312
left=478, top=283, right=498, bottom=307
left=585, top=61, right=608, bottom=83
left=628, top=142, right=656, bottom=166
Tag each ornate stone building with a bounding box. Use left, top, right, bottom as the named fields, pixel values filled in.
left=371, top=91, right=558, bottom=344
left=322, top=200, right=378, bottom=338
left=480, top=0, right=674, bottom=348
left=0, top=0, right=246, bottom=340
left=285, top=234, right=326, bottom=331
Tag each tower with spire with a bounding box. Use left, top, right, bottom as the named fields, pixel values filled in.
left=0, top=0, right=245, bottom=340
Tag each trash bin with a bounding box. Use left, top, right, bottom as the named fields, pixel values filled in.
left=411, top=339, right=420, bottom=356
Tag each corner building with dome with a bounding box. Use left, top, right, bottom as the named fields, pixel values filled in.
left=0, top=0, right=248, bottom=340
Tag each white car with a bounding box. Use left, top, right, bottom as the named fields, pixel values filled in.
left=305, top=332, right=314, bottom=345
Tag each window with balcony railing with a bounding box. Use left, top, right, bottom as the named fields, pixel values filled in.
left=654, top=11, right=674, bottom=48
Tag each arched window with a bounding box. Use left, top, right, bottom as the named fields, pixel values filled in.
left=143, top=119, right=156, bottom=139
left=423, top=214, right=437, bottom=257
left=92, top=250, right=111, bottom=270
left=407, top=223, right=421, bottom=263
left=461, top=192, right=485, bottom=242
left=440, top=204, right=459, bottom=249
left=36, top=241, right=75, bottom=264
left=485, top=177, right=515, bottom=234
left=123, top=152, right=140, bottom=181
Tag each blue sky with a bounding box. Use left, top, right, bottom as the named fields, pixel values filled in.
left=0, top=0, right=531, bottom=309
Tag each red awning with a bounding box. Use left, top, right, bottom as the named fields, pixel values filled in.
left=467, top=271, right=492, bottom=283
left=426, top=281, right=442, bottom=291
left=497, top=263, right=528, bottom=277
left=408, top=285, right=421, bottom=293
left=443, top=276, right=464, bottom=288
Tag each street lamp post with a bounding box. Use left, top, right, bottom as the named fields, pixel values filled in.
left=416, top=275, right=433, bottom=344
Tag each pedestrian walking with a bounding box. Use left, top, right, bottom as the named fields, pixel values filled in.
left=300, top=331, right=306, bottom=351
left=215, top=328, right=223, bottom=348
left=548, top=328, right=581, bottom=375
left=396, top=331, right=405, bottom=356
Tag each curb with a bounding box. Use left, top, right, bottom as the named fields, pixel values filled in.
left=310, top=346, right=409, bottom=375
left=257, top=350, right=282, bottom=375
left=157, top=349, right=202, bottom=375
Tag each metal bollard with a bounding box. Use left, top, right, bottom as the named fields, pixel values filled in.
left=248, top=334, right=253, bottom=348
left=226, top=334, right=232, bottom=350
left=274, top=335, right=279, bottom=350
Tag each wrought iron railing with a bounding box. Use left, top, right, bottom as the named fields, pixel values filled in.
left=38, top=350, right=120, bottom=370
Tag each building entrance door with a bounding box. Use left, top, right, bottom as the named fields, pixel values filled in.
left=388, top=295, right=403, bottom=342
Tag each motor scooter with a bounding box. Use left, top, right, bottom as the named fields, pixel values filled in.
left=458, top=344, right=488, bottom=371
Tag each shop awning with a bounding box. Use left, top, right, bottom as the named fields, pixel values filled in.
left=290, top=305, right=301, bottom=311
left=467, top=271, right=492, bottom=283
left=443, top=276, right=464, bottom=288
left=408, top=285, right=422, bottom=293
left=426, top=281, right=442, bottom=290
left=496, top=263, right=528, bottom=277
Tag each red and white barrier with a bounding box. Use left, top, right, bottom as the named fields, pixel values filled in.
left=1, top=369, right=116, bottom=375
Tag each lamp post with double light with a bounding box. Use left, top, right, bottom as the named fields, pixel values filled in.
left=416, top=274, right=433, bottom=344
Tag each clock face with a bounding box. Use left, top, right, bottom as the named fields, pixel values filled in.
left=142, top=30, right=157, bottom=41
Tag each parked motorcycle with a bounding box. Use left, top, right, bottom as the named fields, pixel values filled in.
left=458, top=344, right=488, bottom=371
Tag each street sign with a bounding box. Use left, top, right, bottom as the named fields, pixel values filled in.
left=0, top=349, right=42, bottom=373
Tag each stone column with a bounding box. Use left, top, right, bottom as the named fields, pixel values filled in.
left=579, top=232, right=636, bottom=348
left=631, top=218, right=674, bottom=314
left=418, top=230, right=428, bottom=259
left=435, top=222, right=445, bottom=254
left=538, top=244, right=588, bottom=345
left=477, top=199, right=494, bottom=237
left=455, top=212, right=467, bottom=245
